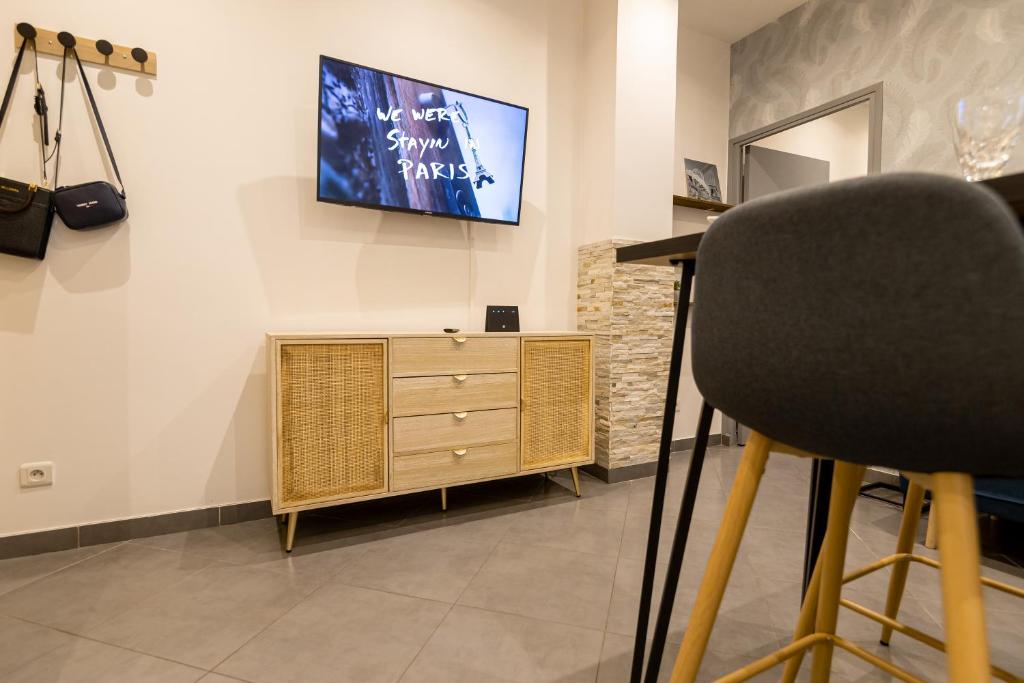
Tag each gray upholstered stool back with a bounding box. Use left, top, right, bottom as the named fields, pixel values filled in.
left=692, top=173, right=1024, bottom=476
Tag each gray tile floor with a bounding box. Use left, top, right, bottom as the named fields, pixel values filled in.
left=1, top=446, right=1022, bottom=682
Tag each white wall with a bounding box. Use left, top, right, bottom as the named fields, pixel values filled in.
left=0, top=0, right=585, bottom=535
left=579, top=0, right=718, bottom=447
left=577, top=0, right=619, bottom=247
left=579, top=0, right=680, bottom=247
left=754, top=102, right=870, bottom=182
left=672, top=23, right=730, bottom=441
left=673, top=24, right=730, bottom=235
left=613, top=0, right=678, bottom=244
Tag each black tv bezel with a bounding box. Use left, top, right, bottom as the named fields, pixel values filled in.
left=316, top=55, right=530, bottom=227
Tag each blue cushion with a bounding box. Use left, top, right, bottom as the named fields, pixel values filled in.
left=975, top=478, right=1024, bottom=523
left=975, top=478, right=1024, bottom=506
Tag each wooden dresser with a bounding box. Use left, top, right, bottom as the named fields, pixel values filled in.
left=268, top=332, right=594, bottom=550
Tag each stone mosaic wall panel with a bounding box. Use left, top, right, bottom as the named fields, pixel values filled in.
left=578, top=241, right=676, bottom=470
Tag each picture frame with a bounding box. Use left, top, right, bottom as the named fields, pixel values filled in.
left=684, top=158, right=722, bottom=202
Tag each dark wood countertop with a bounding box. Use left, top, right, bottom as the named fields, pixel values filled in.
left=622, top=173, right=1024, bottom=268
left=616, top=232, right=704, bottom=266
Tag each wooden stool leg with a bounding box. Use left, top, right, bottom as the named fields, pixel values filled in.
left=809, top=461, right=866, bottom=682
left=781, top=541, right=825, bottom=683
left=880, top=481, right=925, bottom=645
left=933, top=472, right=989, bottom=681
left=924, top=497, right=938, bottom=549
left=285, top=511, right=298, bottom=553
left=669, top=431, right=772, bottom=683
left=570, top=466, right=581, bottom=497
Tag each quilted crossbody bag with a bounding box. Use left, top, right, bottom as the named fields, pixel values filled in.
left=0, top=37, right=56, bottom=259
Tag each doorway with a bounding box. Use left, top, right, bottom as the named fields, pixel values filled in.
left=728, top=83, right=883, bottom=205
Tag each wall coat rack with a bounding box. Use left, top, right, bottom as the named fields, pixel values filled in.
left=13, top=22, right=156, bottom=76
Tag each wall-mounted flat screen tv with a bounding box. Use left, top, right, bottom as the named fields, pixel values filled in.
left=317, top=56, right=529, bottom=226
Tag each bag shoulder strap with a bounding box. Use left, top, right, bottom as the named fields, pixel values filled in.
left=53, top=48, right=68, bottom=189
left=72, top=48, right=125, bottom=197
left=1, top=38, right=50, bottom=189
left=0, top=38, right=29, bottom=134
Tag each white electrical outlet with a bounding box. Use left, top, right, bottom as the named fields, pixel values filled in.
left=19, top=462, right=54, bottom=488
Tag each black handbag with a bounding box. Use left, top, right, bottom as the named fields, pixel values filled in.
left=53, top=48, right=127, bottom=230
left=0, top=38, right=55, bottom=260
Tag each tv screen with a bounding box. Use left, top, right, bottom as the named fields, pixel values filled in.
left=317, top=56, right=529, bottom=225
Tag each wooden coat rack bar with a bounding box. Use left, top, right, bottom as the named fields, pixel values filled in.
left=12, top=25, right=157, bottom=76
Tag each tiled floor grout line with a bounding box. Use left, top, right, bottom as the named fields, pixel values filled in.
left=126, top=522, right=397, bottom=581
left=202, top=673, right=249, bottom=683
left=0, top=542, right=215, bottom=634
left=602, top=497, right=633, bottom=638
left=1, top=611, right=208, bottom=680
left=204, top=580, right=331, bottom=679
left=394, top=506, right=519, bottom=683
left=314, top=575, right=459, bottom=607
left=316, top=523, right=631, bottom=637
left=0, top=543, right=269, bottom=678
left=0, top=540, right=128, bottom=599
left=124, top=538, right=281, bottom=574
left=201, top=505, right=467, bottom=679
left=0, top=614, right=98, bottom=678
left=3, top=450, right=1018, bottom=682
left=594, top=488, right=633, bottom=683
left=186, top=494, right=531, bottom=681
left=198, top=522, right=422, bottom=681
left=593, top=630, right=611, bottom=683
left=498, top=537, right=623, bottom=562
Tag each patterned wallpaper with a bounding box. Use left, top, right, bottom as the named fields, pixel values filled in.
left=730, top=0, right=1024, bottom=175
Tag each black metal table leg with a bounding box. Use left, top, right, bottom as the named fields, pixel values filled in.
left=802, top=458, right=834, bottom=597
left=630, top=259, right=696, bottom=683
left=643, top=399, right=715, bottom=682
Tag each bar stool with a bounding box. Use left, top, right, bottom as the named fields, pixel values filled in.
left=857, top=479, right=1024, bottom=680
left=667, top=173, right=1024, bottom=682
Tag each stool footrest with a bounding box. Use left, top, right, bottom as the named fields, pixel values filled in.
left=842, top=552, right=1024, bottom=601
left=715, top=632, right=923, bottom=683
left=717, top=549, right=1024, bottom=682
left=839, top=598, right=1019, bottom=682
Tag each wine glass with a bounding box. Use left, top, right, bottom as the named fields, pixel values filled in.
left=950, top=91, right=1024, bottom=181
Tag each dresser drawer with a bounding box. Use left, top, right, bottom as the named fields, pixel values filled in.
left=392, top=443, right=518, bottom=491
left=392, top=373, right=518, bottom=417
left=393, top=408, right=517, bottom=454
left=391, top=337, right=518, bottom=376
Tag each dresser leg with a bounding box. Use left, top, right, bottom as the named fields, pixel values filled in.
left=441, top=487, right=448, bottom=511
left=570, top=466, right=581, bottom=497
left=278, top=514, right=286, bottom=525
left=285, top=512, right=298, bottom=553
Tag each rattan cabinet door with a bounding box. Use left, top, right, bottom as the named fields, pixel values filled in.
left=520, top=338, right=593, bottom=470
left=275, top=340, right=388, bottom=509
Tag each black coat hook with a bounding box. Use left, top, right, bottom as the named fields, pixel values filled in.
left=130, top=48, right=148, bottom=64
left=57, top=31, right=76, bottom=48
left=16, top=22, right=36, bottom=40
left=96, top=39, right=114, bottom=56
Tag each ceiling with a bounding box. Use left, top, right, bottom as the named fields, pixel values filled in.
left=680, top=0, right=809, bottom=43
